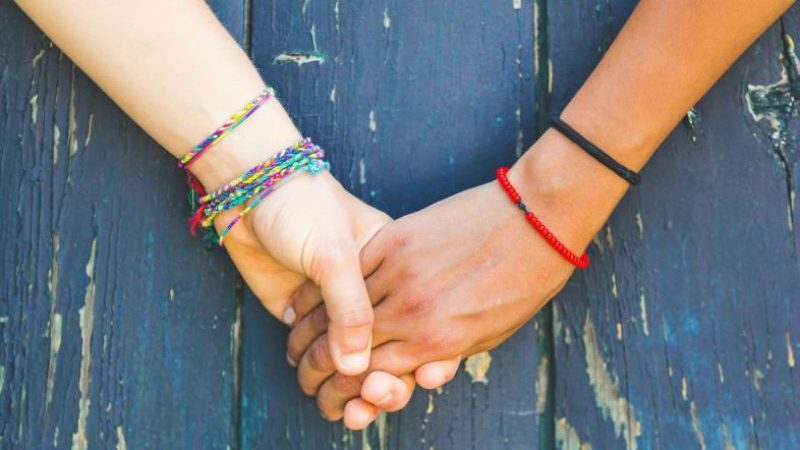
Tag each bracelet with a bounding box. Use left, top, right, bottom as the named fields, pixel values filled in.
left=178, top=87, right=275, bottom=170
left=549, top=115, right=641, bottom=185
left=496, top=166, right=590, bottom=269
left=179, top=87, right=275, bottom=210
left=189, top=138, right=329, bottom=245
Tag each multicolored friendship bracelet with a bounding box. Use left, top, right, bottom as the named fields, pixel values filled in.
left=189, top=138, right=329, bottom=245
left=496, top=166, right=590, bottom=269
left=178, top=87, right=275, bottom=170
left=178, top=86, right=275, bottom=212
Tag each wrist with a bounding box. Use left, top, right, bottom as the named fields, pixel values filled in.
left=188, top=97, right=303, bottom=191
left=508, top=129, right=630, bottom=252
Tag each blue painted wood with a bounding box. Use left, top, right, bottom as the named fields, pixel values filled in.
left=3, top=0, right=797, bottom=449
left=0, top=1, right=246, bottom=448
left=549, top=2, right=800, bottom=449
left=240, top=0, right=547, bottom=449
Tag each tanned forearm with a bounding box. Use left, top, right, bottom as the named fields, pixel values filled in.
left=511, top=0, right=795, bottom=251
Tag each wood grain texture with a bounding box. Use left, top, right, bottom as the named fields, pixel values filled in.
left=2, top=0, right=798, bottom=449
left=549, top=2, right=800, bottom=449
left=0, top=1, right=246, bottom=448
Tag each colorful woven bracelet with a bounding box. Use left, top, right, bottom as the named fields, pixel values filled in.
left=178, top=87, right=275, bottom=170
left=496, top=166, right=590, bottom=269
left=179, top=87, right=275, bottom=211
left=189, top=138, right=329, bottom=245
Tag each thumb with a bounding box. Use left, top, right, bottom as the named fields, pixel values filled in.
left=315, top=245, right=374, bottom=376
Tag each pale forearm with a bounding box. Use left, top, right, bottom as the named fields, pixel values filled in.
left=14, top=0, right=300, bottom=190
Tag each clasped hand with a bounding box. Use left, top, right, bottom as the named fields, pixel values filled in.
left=218, top=133, right=600, bottom=430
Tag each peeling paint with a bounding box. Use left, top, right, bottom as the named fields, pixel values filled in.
left=84, top=113, right=94, bottom=147
left=556, top=417, right=592, bottom=450
left=309, top=24, right=318, bottom=52
left=583, top=314, right=641, bottom=450
left=635, top=212, right=644, bottom=239
left=513, top=0, right=522, bottom=9
left=53, top=125, right=61, bottom=165
left=787, top=332, right=796, bottom=368
left=72, top=238, right=97, bottom=450
left=752, top=367, right=764, bottom=390
left=0, top=365, right=4, bottom=397
left=30, top=94, right=38, bottom=124
left=686, top=108, right=699, bottom=129
left=32, top=48, right=45, bottom=67
left=360, top=414, right=387, bottom=450
left=721, top=424, right=738, bottom=450
left=426, top=391, right=435, bottom=415
left=68, top=73, right=79, bottom=157
left=274, top=51, right=326, bottom=65
left=333, top=1, right=340, bottom=31
left=690, top=401, right=707, bottom=450
left=717, top=363, right=725, bottom=384
left=553, top=305, right=562, bottom=340
left=639, top=288, right=649, bottom=336
left=616, top=323, right=623, bottom=341
left=375, top=413, right=388, bottom=450
left=605, top=226, right=614, bottom=250
left=744, top=30, right=798, bottom=231
left=330, top=86, right=336, bottom=103
left=369, top=110, right=377, bottom=132
left=45, top=313, right=63, bottom=415
left=681, top=377, right=688, bottom=401
left=465, top=351, right=492, bottom=384
left=535, top=356, right=549, bottom=414
left=116, top=426, right=127, bottom=450
left=169, top=288, right=175, bottom=302
left=359, top=158, right=366, bottom=184
left=610, top=273, right=618, bottom=299
left=383, top=8, right=391, bottom=29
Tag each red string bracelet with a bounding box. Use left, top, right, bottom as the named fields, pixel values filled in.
left=496, top=166, right=590, bottom=269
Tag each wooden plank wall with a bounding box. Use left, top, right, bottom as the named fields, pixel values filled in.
left=550, top=1, right=800, bottom=449
left=0, top=0, right=797, bottom=449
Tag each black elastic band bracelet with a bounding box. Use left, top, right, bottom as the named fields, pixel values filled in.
left=549, top=116, right=641, bottom=185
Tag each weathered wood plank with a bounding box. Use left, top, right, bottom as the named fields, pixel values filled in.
left=0, top=1, right=247, bottom=448
left=549, top=2, right=800, bottom=449
left=241, top=1, right=546, bottom=448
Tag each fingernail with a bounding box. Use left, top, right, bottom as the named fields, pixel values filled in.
left=287, top=353, right=298, bottom=367
left=282, top=306, right=296, bottom=325
left=339, top=352, right=369, bottom=372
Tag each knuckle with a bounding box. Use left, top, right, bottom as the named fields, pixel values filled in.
left=308, top=339, right=334, bottom=372
left=319, top=240, right=357, bottom=267
left=397, top=289, right=435, bottom=316
left=332, top=305, right=374, bottom=329
left=387, top=224, right=410, bottom=249
left=420, top=330, right=456, bottom=354
left=310, top=307, right=329, bottom=333
left=331, top=373, right=362, bottom=394
left=399, top=263, right=419, bottom=281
